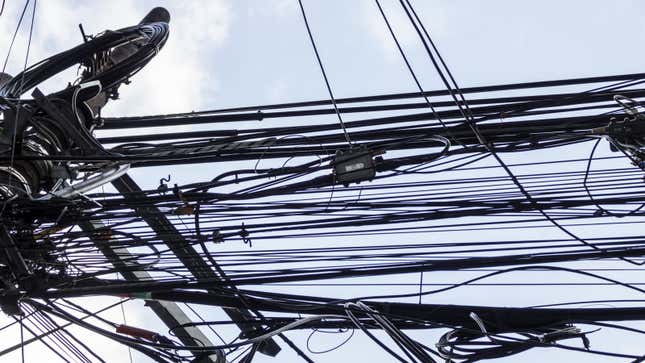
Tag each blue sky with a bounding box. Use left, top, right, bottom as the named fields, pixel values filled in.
left=2, top=1, right=645, bottom=362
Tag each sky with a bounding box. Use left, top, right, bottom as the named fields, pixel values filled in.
left=2, top=1, right=645, bottom=362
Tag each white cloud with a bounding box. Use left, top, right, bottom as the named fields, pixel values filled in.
left=248, top=0, right=297, bottom=19
left=265, top=78, right=289, bottom=102
left=103, top=1, right=233, bottom=116
left=360, top=1, right=419, bottom=61
left=359, top=1, right=451, bottom=63
left=0, top=1, right=232, bottom=116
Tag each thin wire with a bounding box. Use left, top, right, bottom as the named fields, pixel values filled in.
left=306, top=327, right=354, bottom=354
left=417, top=272, right=423, bottom=304
left=20, top=313, right=24, bottom=363
left=297, top=0, right=352, bottom=145
left=374, top=0, right=453, bottom=135
left=398, top=0, right=643, bottom=266
left=183, top=303, right=228, bottom=346
left=119, top=288, right=134, bottom=363
left=1, top=0, right=29, bottom=74
left=7, top=0, right=36, bottom=200
left=13, top=313, right=72, bottom=362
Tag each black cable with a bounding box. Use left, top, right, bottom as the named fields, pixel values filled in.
left=397, top=0, right=643, bottom=266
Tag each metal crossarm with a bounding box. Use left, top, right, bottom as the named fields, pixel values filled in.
left=79, top=219, right=226, bottom=363
left=111, top=173, right=281, bottom=357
